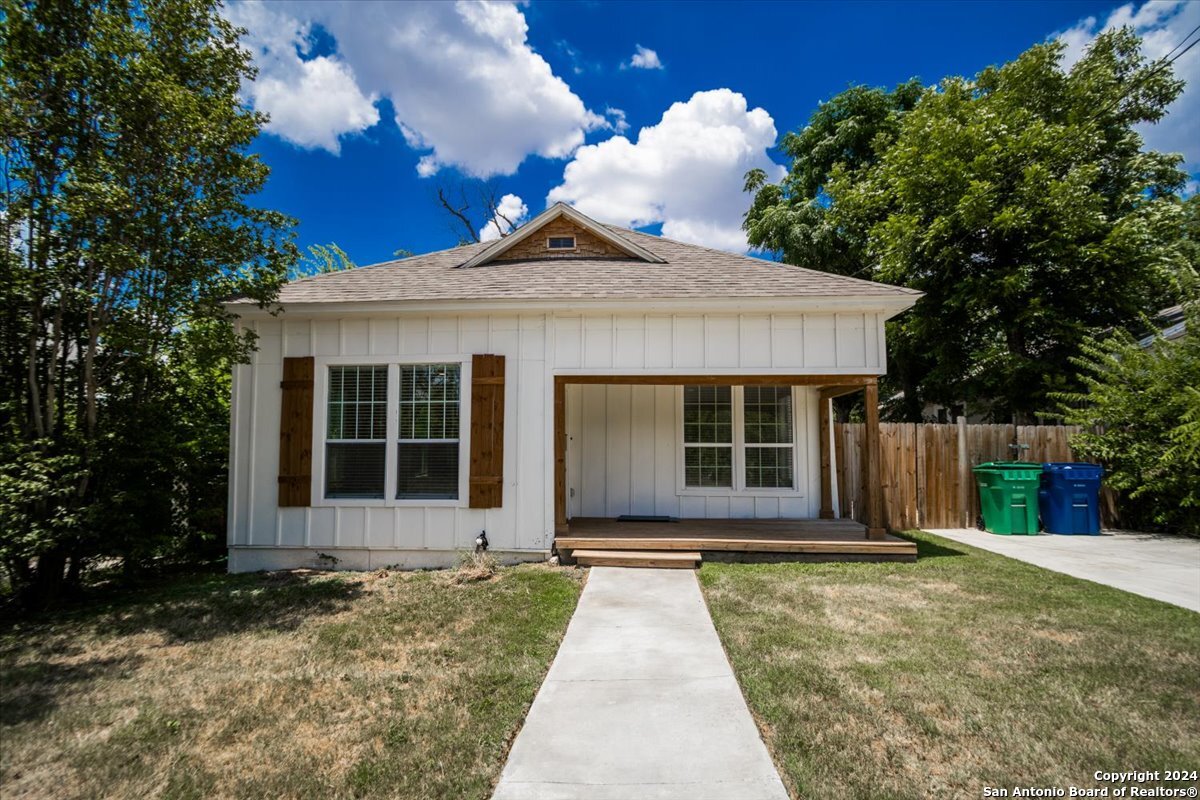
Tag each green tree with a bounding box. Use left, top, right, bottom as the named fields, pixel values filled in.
left=289, top=242, right=356, bottom=280
left=743, top=79, right=923, bottom=278
left=744, top=80, right=925, bottom=418
left=1055, top=300, right=1199, bottom=534
left=747, top=30, right=1193, bottom=421
left=0, top=0, right=295, bottom=603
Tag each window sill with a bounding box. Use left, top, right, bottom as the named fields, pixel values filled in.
left=677, top=488, right=802, bottom=498
left=313, top=498, right=466, bottom=509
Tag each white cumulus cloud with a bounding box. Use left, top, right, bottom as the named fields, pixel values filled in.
left=225, top=2, right=378, bottom=153
left=626, top=44, right=663, bottom=70
left=547, top=89, right=785, bottom=252
left=479, top=193, right=529, bottom=241
left=227, top=1, right=605, bottom=176
left=1056, top=0, right=1200, bottom=170
left=604, top=106, right=630, bottom=134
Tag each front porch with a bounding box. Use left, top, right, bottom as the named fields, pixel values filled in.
left=551, top=373, right=898, bottom=563
left=556, top=517, right=917, bottom=564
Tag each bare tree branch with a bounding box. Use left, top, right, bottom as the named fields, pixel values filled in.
left=433, top=179, right=521, bottom=244
left=435, top=185, right=480, bottom=244
left=483, top=183, right=517, bottom=237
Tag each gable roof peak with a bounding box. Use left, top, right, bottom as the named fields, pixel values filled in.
left=458, top=202, right=665, bottom=268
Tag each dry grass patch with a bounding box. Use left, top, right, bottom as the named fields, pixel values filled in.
left=700, top=531, right=1200, bottom=800
left=444, top=550, right=502, bottom=585
left=1, top=563, right=582, bottom=800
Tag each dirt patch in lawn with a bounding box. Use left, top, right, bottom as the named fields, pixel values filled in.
left=1, top=564, right=583, bottom=800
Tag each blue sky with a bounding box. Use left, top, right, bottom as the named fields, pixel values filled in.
left=230, top=0, right=1200, bottom=266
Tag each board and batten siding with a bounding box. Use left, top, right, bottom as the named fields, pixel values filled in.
left=565, top=384, right=821, bottom=521
left=226, top=310, right=887, bottom=571
left=550, top=313, right=885, bottom=372
left=227, top=314, right=552, bottom=571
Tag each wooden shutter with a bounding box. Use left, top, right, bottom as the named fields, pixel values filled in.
left=278, top=356, right=315, bottom=507
left=469, top=354, right=505, bottom=508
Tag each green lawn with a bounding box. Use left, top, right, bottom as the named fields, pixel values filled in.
left=0, top=563, right=582, bottom=800
left=700, top=531, right=1200, bottom=800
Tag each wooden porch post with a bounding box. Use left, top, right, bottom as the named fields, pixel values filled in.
left=554, top=377, right=568, bottom=535
left=863, top=378, right=886, bottom=540
left=818, top=394, right=835, bottom=519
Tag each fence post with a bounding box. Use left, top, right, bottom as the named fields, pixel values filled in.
left=957, top=416, right=969, bottom=528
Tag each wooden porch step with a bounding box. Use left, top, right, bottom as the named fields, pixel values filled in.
left=557, top=536, right=916, bottom=556
left=572, top=549, right=701, bottom=569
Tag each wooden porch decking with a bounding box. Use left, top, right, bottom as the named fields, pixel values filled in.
left=555, top=518, right=917, bottom=563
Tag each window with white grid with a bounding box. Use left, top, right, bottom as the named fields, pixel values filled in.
left=682, top=386, right=733, bottom=488
left=325, top=365, right=388, bottom=498
left=680, top=385, right=798, bottom=493
left=397, top=363, right=461, bottom=500
left=742, top=386, right=795, bottom=489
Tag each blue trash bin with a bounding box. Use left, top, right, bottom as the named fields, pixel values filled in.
left=1038, top=463, right=1104, bottom=534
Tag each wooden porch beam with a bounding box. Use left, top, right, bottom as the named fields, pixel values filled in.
left=554, top=378, right=567, bottom=535
left=863, top=378, right=886, bottom=540
left=819, top=385, right=865, bottom=401
left=818, top=394, right=835, bottom=519
left=556, top=374, right=878, bottom=387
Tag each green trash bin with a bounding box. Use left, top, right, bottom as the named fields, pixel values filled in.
left=973, top=462, right=1043, bottom=535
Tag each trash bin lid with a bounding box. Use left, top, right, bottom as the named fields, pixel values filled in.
left=1042, top=462, right=1104, bottom=480
left=974, top=461, right=1043, bottom=478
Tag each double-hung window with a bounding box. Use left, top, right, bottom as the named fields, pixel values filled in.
left=682, top=386, right=734, bottom=488
left=323, top=362, right=463, bottom=502
left=397, top=364, right=460, bottom=499
left=325, top=366, right=388, bottom=498
left=681, top=385, right=796, bottom=491
left=742, top=386, right=795, bottom=489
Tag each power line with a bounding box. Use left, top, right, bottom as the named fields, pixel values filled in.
left=1090, top=23, right=1200, bottom=119
left=1159, top=22, right=1200, bottom=61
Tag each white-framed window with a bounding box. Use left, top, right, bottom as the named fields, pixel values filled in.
left=547, top=235, right=576, bottom=250
left=742, top=386, right=795, bottom=489
left=325, top=365, right=388, bottom=498
left=396, top=363, right=460, bottom=500
left=679, top=385, right=798, bottom=493
left=682, top=386, right=733, bottom=488
left=316, top=358, right=469, bottom=506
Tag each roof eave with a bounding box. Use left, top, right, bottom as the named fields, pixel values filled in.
left=224, top=293, right=920, bottom=319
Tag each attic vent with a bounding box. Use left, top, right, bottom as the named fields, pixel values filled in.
left=547, top=236, right=576, bottom=250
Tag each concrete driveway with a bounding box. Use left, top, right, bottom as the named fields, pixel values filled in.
left=491, top=566, right=789, bottom=800
left=926, top=529, right=1200, bottom=612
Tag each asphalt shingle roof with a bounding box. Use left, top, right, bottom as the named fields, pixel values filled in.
left=252, top=225, right=919, bottom=305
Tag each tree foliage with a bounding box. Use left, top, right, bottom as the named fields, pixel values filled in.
left=746, top=30, right=1194, bottom=421
left=0, top=0, right=295, bottom=602
left=744, top=80, right=923, bottom=279
left=289, top=242, right=356, bottom=280
left=1055, top=300, right=1200, bottom=534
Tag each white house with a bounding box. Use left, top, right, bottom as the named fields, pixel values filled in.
left=224, top=203, right=921, bottom=572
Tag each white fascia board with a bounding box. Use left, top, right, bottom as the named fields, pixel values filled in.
left=223, top=294, right=920, bottom=320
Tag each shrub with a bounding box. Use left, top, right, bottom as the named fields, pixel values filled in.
left=1055, top=303, right=1199, bottom=533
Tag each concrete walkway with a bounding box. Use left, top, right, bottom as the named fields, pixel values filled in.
left=492, top=567, right=789, bottom=800
left=927, top=529, right=1200, bottom=612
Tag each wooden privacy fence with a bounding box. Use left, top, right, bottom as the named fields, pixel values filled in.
left=834, top=421, right=1115, bottom=530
